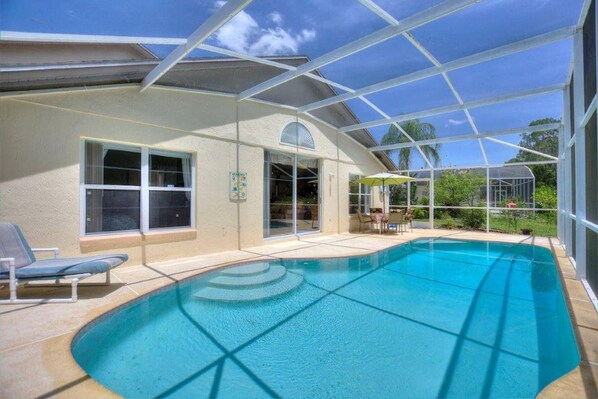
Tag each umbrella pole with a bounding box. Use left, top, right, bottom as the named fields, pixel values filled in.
left=382, top=181, right=386, bottom=234
left=383, top=182, right=386, bottom=213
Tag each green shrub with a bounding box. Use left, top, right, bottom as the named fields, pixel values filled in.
left=442, top=215, right=456, bottom=230
left=533, top=185, right=557, bottom=209
left=462, top=208, right=485, bottom=229
left=533, top=186, right=557, bottom=223
left=413, top=208, right=428, bottom=219
left=417, top=196, right=429, bottom=206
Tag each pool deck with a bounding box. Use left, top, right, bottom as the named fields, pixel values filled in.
left=1, top=229, right=597, bottom=398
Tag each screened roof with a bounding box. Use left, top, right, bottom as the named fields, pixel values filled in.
left=412, top=165, right=535, bottom=180
left=0, top=0, right=586, bottom=170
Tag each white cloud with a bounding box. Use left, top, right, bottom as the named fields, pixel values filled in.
left=445, top=118, right=468, bottom=127
left=211, top=2, right=316, bottom=56
left=249, top=27, right=316, bottom=55
left=268, top=11, right=283, bottom=25
left=212, top=6, right=258, bottom=53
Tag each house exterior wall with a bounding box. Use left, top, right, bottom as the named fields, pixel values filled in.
left=0, top=86, right=385, bottom=266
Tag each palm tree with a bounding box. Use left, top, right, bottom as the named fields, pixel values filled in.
left=380, top=119, right=441, bottom=170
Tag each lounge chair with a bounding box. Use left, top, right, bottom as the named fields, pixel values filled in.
left=0, top=223, right=128, bottom=304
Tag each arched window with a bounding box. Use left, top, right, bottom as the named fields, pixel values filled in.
left=280, top=122, right=315, bottom=150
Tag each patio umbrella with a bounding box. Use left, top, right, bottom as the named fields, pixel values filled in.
left=356, top=172, right=414, bottom=213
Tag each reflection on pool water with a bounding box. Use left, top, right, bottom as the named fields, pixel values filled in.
left=72, top=238, right=579, bottom=398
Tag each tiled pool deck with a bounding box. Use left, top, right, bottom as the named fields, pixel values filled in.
left=1, top=229, right=596, bottom=398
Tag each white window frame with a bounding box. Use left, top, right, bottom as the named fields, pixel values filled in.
left=80, top=140, right=195, bottom=236
left=349, top=174, right=372, bottom=215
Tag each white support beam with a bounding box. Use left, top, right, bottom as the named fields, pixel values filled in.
left=0, top=60, right=159, bottom=73
left=0, top=30, right=187, bottom=45
left=369, top=123, right=561, bottom=151
left=573, top=30, right=587, bottom=279
left=299, top=26, right=576, bottom=113
left=341, top=84, right=564, bottom=133
left=1, top=29, right=363, bottom=106
left=429, top=170, right=435, bottom=228
left=392, top=160, right=558, bottom=174
left=0, top=29, right=352, bottom=93
left=563, top=88, right=574, bottom=256
left=359, top=0, right=488, bottom=164
left=486, top=167, right=490, bottom=232
left=580, top=93, right=597, bottom=128
left=404, top=27, right=489, bottom=164
left=578, top=0, right=594, bottom=28
left=198, top=44, right=359, bottom=93
left=359, top=0, right=489, bottom=165
left=140, top=0, right=253, bottom=92
left=568, top=133, right=577, bottom=148
left=237, top=0, right=480, bottom=101
left=359, top=97, right=434, bottom=168
left=484, top=137, right=558, bottom=160
left=358, top=0, right=399, bottom=25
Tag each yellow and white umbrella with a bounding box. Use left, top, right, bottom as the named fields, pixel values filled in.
left=356, top=172, right=414, bottom=212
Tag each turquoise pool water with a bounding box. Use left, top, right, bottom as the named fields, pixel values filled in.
left=72, top=238, right=580, bottom=398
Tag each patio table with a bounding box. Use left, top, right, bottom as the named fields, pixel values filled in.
left=370, top=213, right=388, bottom=234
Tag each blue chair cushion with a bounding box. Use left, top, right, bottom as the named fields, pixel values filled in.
left=0, top=254, right=128, bottom=279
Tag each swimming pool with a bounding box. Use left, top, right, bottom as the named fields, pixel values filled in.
left=72, top=238, right=580, bottom=398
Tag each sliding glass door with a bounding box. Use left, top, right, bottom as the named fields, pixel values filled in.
left=264, top=151, right=320, bottom=238
left=296, top=156, right=319, bottom=234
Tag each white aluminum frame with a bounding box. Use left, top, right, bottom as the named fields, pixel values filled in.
left=369, top=123, right=562, bottom=152
left=557, top=0, right=598, bottom=309
left=340, top=84, right=565, bottom=133
left=349, top=173, right=373, bottom=215
left=298, top=26, right=576, bottom=114
left=140, top=0, right=254, bottom=92
left=237, top=0, right=480, bottom=101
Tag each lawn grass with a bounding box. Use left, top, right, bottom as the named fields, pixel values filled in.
left=488, top=216, right=557, bottom=237
left=414, top=215, right=558, bottom=237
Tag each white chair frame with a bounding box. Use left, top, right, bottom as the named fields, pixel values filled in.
left=0, top=248, right=110, bottom=304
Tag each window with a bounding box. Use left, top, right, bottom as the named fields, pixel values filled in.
left=349, top=174, right=371, bottom=214
left=83, top=141, right=193, bottom=234
left=280, top=122, right=315, bottom=150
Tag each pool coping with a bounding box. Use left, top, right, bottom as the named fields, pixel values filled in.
left=1, top=230, right=596, bottom=398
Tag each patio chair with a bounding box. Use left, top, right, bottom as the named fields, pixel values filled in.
left=404, top=208, right=416, bottom=232
left=386, top=211, right=405, bottom=234
left=356, top=211, right=373, bottom=233
left=0, top=223, right=128, bottom=304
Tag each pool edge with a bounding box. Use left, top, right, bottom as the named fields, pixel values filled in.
left=71, top=236, right=591, bottom=398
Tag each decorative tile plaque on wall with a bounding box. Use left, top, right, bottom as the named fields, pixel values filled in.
left=230, top=172, right=247, bottom=200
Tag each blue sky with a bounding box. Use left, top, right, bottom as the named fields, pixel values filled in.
left=1, top=0, right=584, bottom=169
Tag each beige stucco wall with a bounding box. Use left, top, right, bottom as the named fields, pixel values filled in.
left=0, top=86, right=385, bottom=266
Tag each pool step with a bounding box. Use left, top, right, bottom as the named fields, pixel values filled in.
left=210, top=265, right=287, bottom=288
left=220, top=262, right=270, bottom=277
left=194, top=271, right=304, bottom=302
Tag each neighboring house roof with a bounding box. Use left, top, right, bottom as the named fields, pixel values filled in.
left=0, top=41, right=157, bottom=64
left=0, top=42, right=395, bottom=170
left=412, top=166, right=535, bottom=180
